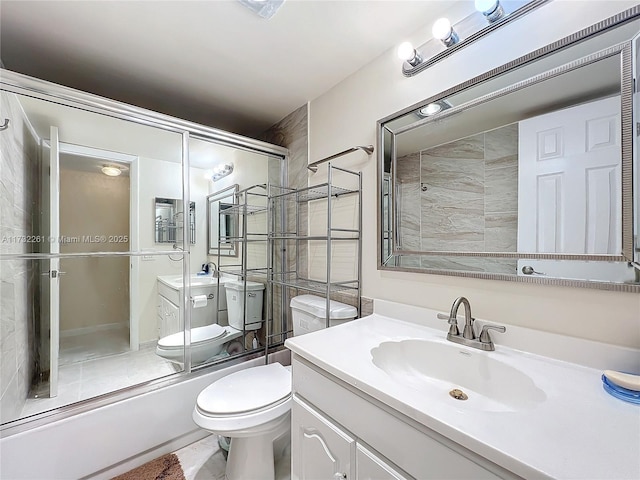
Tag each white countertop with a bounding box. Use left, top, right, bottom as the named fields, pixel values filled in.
left=157, top=274, right=234, bottom=290
left=285, top=301, right=640, bottom=479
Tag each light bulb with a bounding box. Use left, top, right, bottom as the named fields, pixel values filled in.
left=397, top=42, right=415, bottom=61
left=419, top=103, right=442, bottom=116
left=432, top=17, right=459, bottom=47
left=475, top=0, right=504, bottom=22
left=475, top=0, right=498, bottom=14
left=397, top=41, right=422, bottom=67
left=432, top=18, right=453, bottom=41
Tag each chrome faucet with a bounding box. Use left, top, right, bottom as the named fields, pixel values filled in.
left=205, top=261, right=219, bottom=277
left=441, top=296, right=506, bottom=351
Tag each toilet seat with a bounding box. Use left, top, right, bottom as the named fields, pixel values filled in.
left=156, top=324, right=242, bottom=364
left=193, top=363, right=292, bottom=435
left=158, top=323, right=227, bottom=349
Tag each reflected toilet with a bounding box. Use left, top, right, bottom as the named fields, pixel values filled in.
left=156, top=280, right=265, bottom=365
left=192, top=294, right=357, bottom=480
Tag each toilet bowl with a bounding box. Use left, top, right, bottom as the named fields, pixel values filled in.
left=155, top=324, right=243, bottom=364
left=156, top=280, right=265, bottom=365
left=192, top=294, right=357, bottom=480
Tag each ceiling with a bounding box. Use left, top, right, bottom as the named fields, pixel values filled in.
left=0, top=0, right=460, bottom=138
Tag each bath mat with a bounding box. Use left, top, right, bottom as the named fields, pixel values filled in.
left=112, top=453, right=186, bottom=480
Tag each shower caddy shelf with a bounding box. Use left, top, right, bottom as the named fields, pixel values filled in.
left=268, top=163, right=362, bottom=334
left=215, top=184, right=271, bottom=352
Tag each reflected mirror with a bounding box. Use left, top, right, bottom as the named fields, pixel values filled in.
left=379, top=11, right=640, bottom=289
left=155, top=197, right=196, bottom=244
left=207, top=185, right=239, bottom=256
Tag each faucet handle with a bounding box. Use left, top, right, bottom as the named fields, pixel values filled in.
left=479, top=324, right=506, bottom=344
left=437, top=312, right=460, bottom=335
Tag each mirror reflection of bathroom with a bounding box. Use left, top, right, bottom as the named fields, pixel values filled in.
left=153, top=136, right=285, bottom=371
left=0, top=90, right=188, bottom=422
left=154, top=197, right=195, bottom=244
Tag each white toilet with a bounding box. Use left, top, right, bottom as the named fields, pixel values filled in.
left=192, top=294, right=357, bottom=480
left=156, top=280, right=265, bottom=365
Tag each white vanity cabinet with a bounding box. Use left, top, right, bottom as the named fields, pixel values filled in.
left=157, top=295, right=180, bottom=338
left=292, top=396, right=355, bottom=480
left=156, top=276, right=228, bottom=338
left=291, top=356, right=516, bottom=480
left=292, top=394, right=410, bottom=480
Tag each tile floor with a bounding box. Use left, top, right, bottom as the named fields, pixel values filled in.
left=174, top=434, right=291, bottom=480
left=21, top=341, right=180, bottom=418
left=60, top=324, right=130, bottom=365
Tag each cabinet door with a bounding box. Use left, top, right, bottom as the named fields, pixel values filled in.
left=160, top=296, right=180, bottom=337
left=356, top=443, right=412, bottom=480
left=292, top=396, right=355, bottom=480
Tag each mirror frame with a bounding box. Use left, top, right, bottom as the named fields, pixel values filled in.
left=377, top=6, right=640, bottom=292
left=207, top=184, right=239, bottom=256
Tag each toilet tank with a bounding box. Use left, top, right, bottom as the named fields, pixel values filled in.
left=225, top=280, right=265, bottom=331
left=290, top=294, right=357, bottom=336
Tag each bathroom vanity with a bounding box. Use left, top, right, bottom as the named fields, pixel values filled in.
left=157, top=275, right=230, bottom=337
left=285, top=300, right=640, bottom=479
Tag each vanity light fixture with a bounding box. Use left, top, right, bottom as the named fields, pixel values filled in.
left=211, top=163, right=234, bottom=182
left=432, top=18, right=459, bottom=47
left=399, top=0, right=551, bottom=77
left=397, top=42, right=423, bottom=67
left=475, top=0, right=505, bottom=22
left=101, top=165, right=122, bottom=177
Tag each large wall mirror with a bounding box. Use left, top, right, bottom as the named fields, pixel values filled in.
left=378, top=9, right=640, bottom=290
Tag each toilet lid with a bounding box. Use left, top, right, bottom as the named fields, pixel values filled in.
left=158, top=324, right=227, bottom=348
left=197, top=363, right=291, bottom=415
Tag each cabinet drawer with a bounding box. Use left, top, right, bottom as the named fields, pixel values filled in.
left=293, top=357, right=510, bottom=480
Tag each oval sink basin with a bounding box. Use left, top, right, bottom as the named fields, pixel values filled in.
left=371, top=339, right=546, bottom=412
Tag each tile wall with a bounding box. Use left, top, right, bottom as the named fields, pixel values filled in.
left=0, top=91, right=39, bottom=423
left=397, top=123, right=518, bottom=274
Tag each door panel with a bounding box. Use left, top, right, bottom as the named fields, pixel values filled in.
left=518, top=95, right=621, bottom=254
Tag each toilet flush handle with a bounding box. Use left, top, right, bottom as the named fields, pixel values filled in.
left=333, top=473, right=347, bottom=479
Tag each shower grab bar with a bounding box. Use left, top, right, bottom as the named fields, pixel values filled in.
left=307, top=145, right=374, bottom=173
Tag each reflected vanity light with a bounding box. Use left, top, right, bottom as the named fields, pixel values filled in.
left=399, top=0, right=550, bottom=76
left=475, top=0, right=505, bottom=22
left=101, top=165, right=122, bottom=177
left=432, top=18, right=459, bottom=47
left=417, top=100, right=452, bottom=117
left=211, top=163, right=234, bottom=182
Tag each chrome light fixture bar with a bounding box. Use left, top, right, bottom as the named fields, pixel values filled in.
left=400, top=0, right=551, bottom=77
left=211, top=163, right=234, bottom=182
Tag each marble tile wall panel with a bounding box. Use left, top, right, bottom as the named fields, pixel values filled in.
left=0, top=91, right=39, bottom=423
left=484, top=124, right=518, bottom=252
left=261, top=104, right=308, bottom=339
left=399, top=125, right=519, bottom=260
left=420, top=134, right=485, bottom=252
left=397, top=153, right=420, bottom=248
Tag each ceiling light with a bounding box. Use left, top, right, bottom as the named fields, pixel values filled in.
left=237, top=0, right=285, bottom=19
left=397, top=42, right=422, bottom=67
left=432, top=18, right=459, bottom=47
left=101, top=165, right=122, bottom=177
left=475, top=0, right=505, bottom=22
left=211, top=163, right=234, bottom=182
